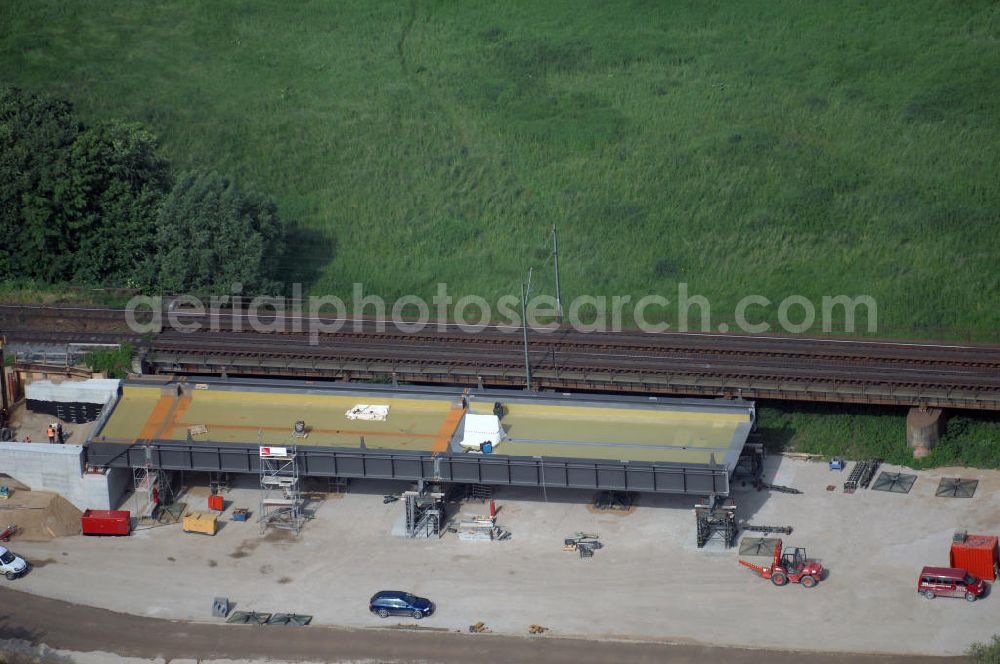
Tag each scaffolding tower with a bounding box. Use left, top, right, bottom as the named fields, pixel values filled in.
left=258, top=431, right=305, bottom=535
left=403, top=491, right=445, bottom=538
left=694, top=497, right=737, bottom=549
left=132, top=442, right=173, bottom=520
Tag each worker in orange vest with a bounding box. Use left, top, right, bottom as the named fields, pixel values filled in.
left=47, top=425, right=56, bottom=444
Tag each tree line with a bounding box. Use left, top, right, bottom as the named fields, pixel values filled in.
left=0, top=86, right=287, bottom=294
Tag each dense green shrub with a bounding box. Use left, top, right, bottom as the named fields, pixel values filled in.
left=0, top=87, right=290, bottom=294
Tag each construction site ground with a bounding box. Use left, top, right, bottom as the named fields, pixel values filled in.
left=5, top=456, right=1000, bottom=657
left=8, top=405, right=97, bottom=445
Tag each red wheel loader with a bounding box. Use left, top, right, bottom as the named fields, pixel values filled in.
left=739, top=538, right=824, bottom=587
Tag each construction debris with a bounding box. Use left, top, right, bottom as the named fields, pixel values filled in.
left=468, top=621, right=491, bottom=633
left=457, top=515, right=509, bottom=541
left=383, top=494, right=400, bottom=504
left=742, top=524, right=793, bottom=535
left=592, top=491, right=634, bottom=512
left=564, top=533, right=603, bottom=558
left=754, top=480, right=802, bottom=494
left=456, top=499, right=509, bottom=541
left=528, top=624, right=549, bottom=634
left=782, top=452, right=824, bottom=460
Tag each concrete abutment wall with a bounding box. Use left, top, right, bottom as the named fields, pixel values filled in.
left=0, top=442, right=129, bottom=510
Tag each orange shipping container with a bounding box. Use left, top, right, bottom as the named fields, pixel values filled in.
left=950, top=535, right=999, bottom=581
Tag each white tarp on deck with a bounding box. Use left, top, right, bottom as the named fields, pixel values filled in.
left=459, top=413, right=505, bottom=449
left=345, top=404, right=390, bottom=421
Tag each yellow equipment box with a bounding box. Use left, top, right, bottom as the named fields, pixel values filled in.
left=182, top=511, right=217, bottom=535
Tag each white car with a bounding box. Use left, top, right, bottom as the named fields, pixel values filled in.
left=0, top=546, right=27, bottom=580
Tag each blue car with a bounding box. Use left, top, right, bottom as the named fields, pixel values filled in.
left=369, top=590, right=435, bottom=619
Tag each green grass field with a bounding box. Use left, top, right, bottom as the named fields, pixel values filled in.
left=1, top=1, right=998, bottom=338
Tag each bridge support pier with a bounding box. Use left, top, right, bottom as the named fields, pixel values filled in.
left=907, top=407, right=945, bottom=458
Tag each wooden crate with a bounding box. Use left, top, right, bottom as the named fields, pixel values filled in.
left=182, top=511, right=217, bottom=536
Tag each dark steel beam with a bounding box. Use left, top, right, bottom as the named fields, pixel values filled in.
left=88, top=441, right=730, bottom=496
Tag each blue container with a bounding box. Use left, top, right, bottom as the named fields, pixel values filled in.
left=829, top=458, right=845, bottom=471
left=481, top=442, right=493, bottom=455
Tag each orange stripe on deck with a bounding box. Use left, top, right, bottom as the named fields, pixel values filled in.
left=136, top=396, right=177, bottom=442
left=432, top=406, right=465, bottom=453
left=162, top=395, right=192, bottom=438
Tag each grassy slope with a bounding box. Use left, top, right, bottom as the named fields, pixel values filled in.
left=1, top=0, right=998, bottom=337
left=1, top=1, right=999, bottom=463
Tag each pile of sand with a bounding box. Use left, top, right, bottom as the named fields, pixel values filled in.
left=0, top=488, right=82, bottom=541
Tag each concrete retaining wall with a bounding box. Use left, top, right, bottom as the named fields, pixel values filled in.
left=0, top=442, right=128, bottom=510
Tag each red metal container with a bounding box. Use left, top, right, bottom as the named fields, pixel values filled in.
left=208, top=495, right=224, bottom=511
left=950, top=534, right=999, bottom=581
left=81, top=509, right=131, bottom=536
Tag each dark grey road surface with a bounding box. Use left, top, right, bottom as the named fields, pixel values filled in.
left=0, top=588, right=962, bottom=663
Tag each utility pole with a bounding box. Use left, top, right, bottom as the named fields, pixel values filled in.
left=551, top=225, right=562, bottom=323
left=521, top=267, right=533, bottom=391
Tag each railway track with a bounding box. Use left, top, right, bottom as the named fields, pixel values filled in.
left=148, top=334, right=999, bottom=389
left=3, top=303, right=1000, bottom=409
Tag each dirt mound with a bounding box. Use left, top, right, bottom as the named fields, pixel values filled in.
left=0, top=491, right=82, bottom=541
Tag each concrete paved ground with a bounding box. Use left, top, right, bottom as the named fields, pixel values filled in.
left=0, top=587, right=958, bottom=664
left=6, top=456, right=1000, bottom=656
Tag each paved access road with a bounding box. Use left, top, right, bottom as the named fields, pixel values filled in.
left=0, top=588, right=958, bottom=664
